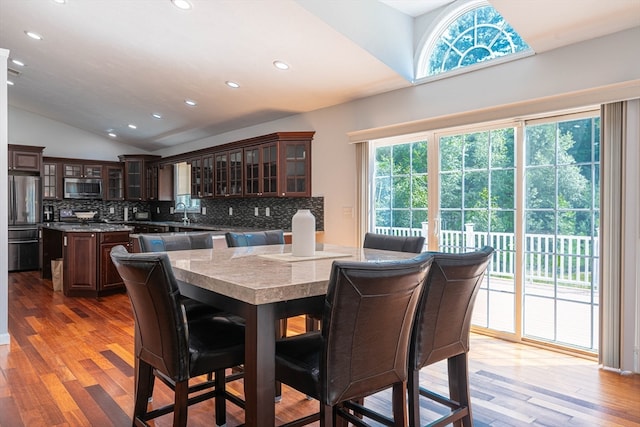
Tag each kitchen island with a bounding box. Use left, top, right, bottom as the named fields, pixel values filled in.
left=41, top=223, right=133, bottom=297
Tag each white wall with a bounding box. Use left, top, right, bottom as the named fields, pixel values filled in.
left=1, top=49, right=9, bottom=345
left=8, top=107, right=150, bottom=161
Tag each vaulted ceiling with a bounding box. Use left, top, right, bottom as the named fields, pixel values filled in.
left=1, top=0, right=638, bottom=151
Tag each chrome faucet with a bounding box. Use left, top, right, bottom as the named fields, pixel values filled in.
left=175, top=202, right=190, bottom=225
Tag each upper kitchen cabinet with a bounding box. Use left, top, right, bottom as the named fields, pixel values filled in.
left=118, top=154, right=161, bottom=201
left=42, top=161, right=62, bottom=200
left=105, top=164, right=124, bottom=201
left=8, top=144, right=44, bottom=173
left=147, top=162, right=174, bottom=201
left=187, top=154, right=213, bottom=199
left=63, top=163, right=102, bottom=178
left=241, top=132, right=313, bottom=197
left=280, top=138, right=311, bottom=197
left=244, top=142, right=278, bottom=197
left=214, top=148, right=243, bottom=198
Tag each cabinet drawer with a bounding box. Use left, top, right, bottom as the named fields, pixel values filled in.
left=100, top=231, right=130, bottom=244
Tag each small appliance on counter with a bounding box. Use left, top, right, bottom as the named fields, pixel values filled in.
left=134, top=211, right=150, bottom=221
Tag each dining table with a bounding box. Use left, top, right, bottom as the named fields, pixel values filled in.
left=165, top=242, right=417, bottom=427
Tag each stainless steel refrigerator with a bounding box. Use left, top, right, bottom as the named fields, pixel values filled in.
left=8, top=174, right=42, bottom=271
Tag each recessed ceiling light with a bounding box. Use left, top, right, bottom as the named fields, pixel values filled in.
left=52, top=0, right=66, bottom=4
left=25, top=31, right=43, bottom=41
left=11, top=59, right=25, bottom=67
left=128, top=124, right=137, bottom=129
left=108, top=132, right=117, bottom=138
left=171, top=0, right=192, bottom=10
left=151, top=113, right=162, bottom=119
left=7, top=80, right=14, bottom=86
left=273, top=60, right=289, bottom=70
left=225, top=81, right=240, bottom=88
left=185, top=99, right=197, bottom=107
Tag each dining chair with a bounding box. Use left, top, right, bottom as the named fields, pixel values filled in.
left=110, top=245, right=245, bottom=427
left=363, top=232, right=425, bottom=253
left=305, top=232, right=426, bottom=332
left=407, top=246, right=494, bottom=427
left=224, top=229, right=285, bottom=247
left=275, top=252, right=434, bottom=427
left=138, top=232, right=222, bottom=320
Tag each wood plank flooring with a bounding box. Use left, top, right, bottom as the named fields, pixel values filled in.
left=1, top=271, right=639, bottom=426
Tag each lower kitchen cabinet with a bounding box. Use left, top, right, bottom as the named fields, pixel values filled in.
left=63, top=230, right=130, bottom=297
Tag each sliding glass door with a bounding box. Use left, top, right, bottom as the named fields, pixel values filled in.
left=370, top=109, right=600, bottom=352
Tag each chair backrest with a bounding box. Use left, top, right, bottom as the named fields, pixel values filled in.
left=225, top=230, right=285, bottom=247
left=110, top=245, right=189, bottom=381
left=409, top=246, right=494, bottom=370
left=320, top=252, right=433, bottom=405
left=138, top=232, right=215, bottom=252
left=363, top=232, right=425, bottom=253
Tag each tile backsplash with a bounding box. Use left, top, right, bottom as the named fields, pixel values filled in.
left=43, top=197, right=324, bottom=231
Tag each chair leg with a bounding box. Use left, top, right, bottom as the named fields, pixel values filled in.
left=173, top=380, right=189, bottom=427
left=214, top=369, right=227, bottom=427
left=407, top=369, right=421, bottom=427
left=319, top=402, right=335, bottom=427
left=392, top=382, right=408, bottom=427
left=133, top=360, right=154, bottom=426
left=448, top=354, right=472, bottom=427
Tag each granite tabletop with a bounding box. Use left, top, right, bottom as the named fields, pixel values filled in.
left=166, top=243, right=416, bottom=305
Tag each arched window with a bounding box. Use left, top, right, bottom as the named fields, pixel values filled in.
left=416, top=0, right=531, bottom=80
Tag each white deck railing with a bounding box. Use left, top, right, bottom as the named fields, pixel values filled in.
left=372, top=226, right=598, bottom=289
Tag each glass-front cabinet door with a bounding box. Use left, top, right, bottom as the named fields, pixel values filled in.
left=43, top=162, right=61, bottom=200
left=280, top=140, right=310, bottom=197
left=106, top=166, right=124, bottom=201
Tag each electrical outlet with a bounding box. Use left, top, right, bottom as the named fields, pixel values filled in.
left=133, top=207, right=137, bottom=213
left=229, top=207, right=233, bottom=216
left=109, top=207, right=114, bottom=214
left=254, top=207, right=259, bottom=216
left=156, top=207, right=160, bottom=214
left=265, top=207, right=270, bottom=216
left=170, top=207, right=174, bottom=214
left=202, top=207, right=206, bottom=215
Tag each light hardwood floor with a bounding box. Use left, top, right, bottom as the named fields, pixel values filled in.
left=1, top=271, right=639, bottom=426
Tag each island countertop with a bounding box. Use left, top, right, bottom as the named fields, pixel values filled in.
left=41, top=222, right=134, bottom=233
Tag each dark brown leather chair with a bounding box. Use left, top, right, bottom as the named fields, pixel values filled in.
left=275, top=252, right=433, bottom=426
left=110, top=245, right=245, bottom=427
left=224, top=229, right=285, bottom=247
left=138, top=232, right=221, bottom=320
left=363, top=232, right=425, bottom=253
left=306, top=232, right=426, bottom=332
left=407, top=246, right=494, bottom=427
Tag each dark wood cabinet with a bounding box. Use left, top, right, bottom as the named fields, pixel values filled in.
left=214, top=148, right=243, bottom=197
left=119, top=155, right=161, bottom=201
left=105, top=165, right=124, bottom=200
left=242, top=135, right=312, bottom=197
left=280, top=139, right=311, bottom=197
left=98, top=231, right=130, bottom=293
left=9, top=144, right=43, bottom=173
left=43, top=161, right=62, bottom=200
left=64, top=232, right=98, bottom=295
left=63, top=163, right=102, bottom=178
left=62, top=230, right=130, bottom=297
left=244, top=142, right=278, bottom=196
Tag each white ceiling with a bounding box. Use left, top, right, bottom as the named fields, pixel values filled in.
left=1, top=0, right=639, bottom=152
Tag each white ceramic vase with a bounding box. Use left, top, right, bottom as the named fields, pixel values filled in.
left=291, top=209, right=316, bottom=256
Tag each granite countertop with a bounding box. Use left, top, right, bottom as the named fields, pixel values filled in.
left=42, top=222, right=134, bottom=233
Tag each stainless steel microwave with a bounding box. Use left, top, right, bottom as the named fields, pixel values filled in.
left=64, top=178, right=103, bottom=199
